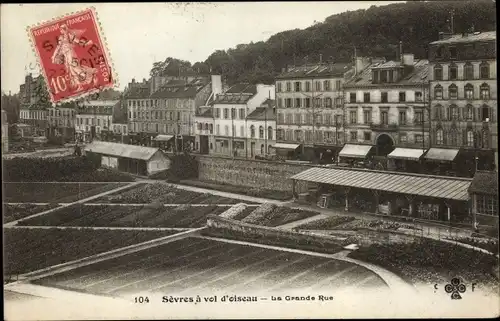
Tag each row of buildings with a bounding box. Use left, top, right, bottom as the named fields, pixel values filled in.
left=16, top=30, right=497, bottom=176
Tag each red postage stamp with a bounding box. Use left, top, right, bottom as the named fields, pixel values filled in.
left=28, top=7, right=116, bottom=104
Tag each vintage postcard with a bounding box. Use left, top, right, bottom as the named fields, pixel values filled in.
left=1, top=2, right=499, bottom=320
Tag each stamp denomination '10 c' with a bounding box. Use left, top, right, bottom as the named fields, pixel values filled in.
left=28, top=7, right=115, bottom=103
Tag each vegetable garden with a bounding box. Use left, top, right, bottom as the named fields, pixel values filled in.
left=238, top=203, right=320, bottom=227
left=3, top=204, right=59, bottom=223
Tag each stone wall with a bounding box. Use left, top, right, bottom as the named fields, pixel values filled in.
left=197, top=155, right=313, bottom=192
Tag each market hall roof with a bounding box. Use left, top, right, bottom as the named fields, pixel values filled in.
left=276, top=62, right=353, bottom=79
left=84, top=141, right=160, bottom=161
left=468, top=171, right=498, bottom=196
left=291, top=167, right=472, bottom=201
left=344, top=59, right=429, bottom=88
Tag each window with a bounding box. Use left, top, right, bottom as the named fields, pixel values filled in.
left=476, top=195, right=498, bottom=216
left=450, top=105, right=459, bottom=120
left=436, top=129, right=443, bottom=145
left=277, top=82, right=282, bottom=92
left=399, top=92, right=406, bottom=102
left=214, top=108, right=220, bottom=118
left=364, top=132, right=371, bottom=141
left=315, top=81, right=321, bottom=91
left=314, top=97, right=322, bottom=108
left=277, top=113, right=284, bottom=124
left=325, top=97, right=332, bottom=108
left=449, top=64, right=458, bottom=80
left=481, top=105, right=490, bottom=121
left=363, top=110, right=372, bottom=124
left=286, top=114, right=293, bottom=124
left=465, top=84, right=474, bottom=100
left=276, top=129, right=284, bottom=140
left=323, top=80, right=330, bottom=91
left=250, top=125, right=255, bottom=138
left=231, top=108, right=236, bottom=119
left=380, top=70, right=388, bottom=83
left=449, top=84, right=458, bottom=100
left=305, top=82, right=311, bottom=92
left=466, top=105, right=474, bottom=121
left=223, top=108, right=228, bottom=119
left=277, top=98, right=283, bottom=108
left=294, top=81, right=301, bottom=92
left=434, top=85, right=443, bottom=100
left=381, top=111, right=389, bottom=125
left=296, top=130, right=304, bottom=142
left=449, top=47, right=457, bottom=59
left=335, top=80, right=341, bottom=89
left=349, top=110, right=357, bottom=124
left=285, top=98, right=292, bottom=108
left=399, top=111, right=407, bottom=125
left=400, top=133, right=407, bottom=143
left=268, top=126, right=273, bottom=140
left=350, top=131, right=357, bottom=142
left=449, top=129, right=458, bottom=146
left=363, top=92, right=370, bottom=103
left=480, top=62, right=490, bottom=79
left=467, top=130, right=474, bottom=147
left=216, top=124, right=220, bottom=135
left=415, top=111, right=423, bottom=124
left=381, top=92, right=388, bottom=103
left=224, top=125, right=229, bottom=136
left=415, top=134, right=423, bottom=143
left=259, top=126, right=264, bottom=138
left=239, top=109, right=245, bottom=119
left=295, top=98, right=301, bottom=108
left=324, top=114, right=331, bottom=125
left=480, top=83, right=490, bottom=100
left=464, top=63, right=474, bottom=80
left=197, top=123, right=202, bottom=131
left=434, top=65, right=443, bottom=80
left=286, top=82, right=291, bottom=92
left=294, top=113, right=301, bottom=124
left=335, top=115, right=342, bottom=126
left=315, top=114, right=322, bottom=125
left=415, top=92, right=422, bottom=102
left=436, top=46, right=443, bottom=58
left=304, top=98, right=311, bottom=108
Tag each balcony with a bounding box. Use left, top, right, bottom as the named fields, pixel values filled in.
left=370, top=123, right=399, bottom=131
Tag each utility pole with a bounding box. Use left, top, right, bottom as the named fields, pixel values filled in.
left=231, top=108, right=235, bottom=159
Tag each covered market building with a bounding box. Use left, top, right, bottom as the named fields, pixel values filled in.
left=84, top=141, right=170, bottom=176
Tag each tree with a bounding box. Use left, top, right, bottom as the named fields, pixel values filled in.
left=1, top=93, right=20, bottom=124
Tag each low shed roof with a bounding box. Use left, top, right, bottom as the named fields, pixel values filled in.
left=84, top=141, right=160, bottom=161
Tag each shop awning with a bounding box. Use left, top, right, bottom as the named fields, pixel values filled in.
left=271, top=143, right=300, bottom=150
left=153, top=135, right=174, bottom=142
left=388, top=148, right=426, bottom=161
left=424, top=148, right=459, bottom=162
left=291, top=167, right=472, bottom=201
left=338, top=144, right=373, bottom=159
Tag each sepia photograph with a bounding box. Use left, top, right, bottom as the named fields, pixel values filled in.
left=1, top=1, right=499, bottom=319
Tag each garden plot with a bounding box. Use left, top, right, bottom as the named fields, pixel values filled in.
left=18, top=204, right=229, bottom=228
left=239, top=203, right=319, bottom=227
left=4, top=228, right=177, bottom=276
left=3, top=203, right=60, bottom=223
left=34, top=237, right=386, bottom=297
left=2, top=182, right=126, bottom=203
left=94, top=183, right=244, bottom=204
left=296, top=216, right=421, bottom=231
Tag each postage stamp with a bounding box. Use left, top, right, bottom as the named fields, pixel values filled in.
left=27, top=7, right=116, bottom=104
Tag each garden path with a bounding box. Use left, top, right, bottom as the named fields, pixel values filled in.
left=4, top=225, right=190, bottom=231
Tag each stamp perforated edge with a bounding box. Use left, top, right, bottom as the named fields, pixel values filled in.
left=26, top=6, right=120, bottom=106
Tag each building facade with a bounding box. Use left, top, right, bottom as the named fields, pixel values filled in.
left=47, top=105, right=77, bottom=142
left=428, top=30, right=497, bottom=172
left=245, top=99, right=276, bottom=158
left=274, top=60, right=368, bottom=161
left=18, top=74, right=49, bottom=136
left=343, top=54, right=430, bottom=169
left=1, top=109, right=8, bottom=153
left=76, top=100, right=119, bottom=142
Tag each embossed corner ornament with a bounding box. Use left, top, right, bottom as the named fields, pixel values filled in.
left=27, top=7, right=117, bottom=104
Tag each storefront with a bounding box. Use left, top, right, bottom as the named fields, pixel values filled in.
left=271, top=143, right=301, bottom=160
left=153, top=134, right=174, bottom=151
left=387, top=147, right=426, bottom=172
left=423, top=147, right=460, bottom=176
left=338, top=144, right=373, bottom=167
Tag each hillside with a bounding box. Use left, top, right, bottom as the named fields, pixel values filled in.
left=151, top=0, right=496, bottom=86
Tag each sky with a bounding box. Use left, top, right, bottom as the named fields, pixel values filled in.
left=1, top=1, right=403, bottom=94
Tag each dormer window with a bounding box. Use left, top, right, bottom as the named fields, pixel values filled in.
left=449, top=46, right=457, bottom=59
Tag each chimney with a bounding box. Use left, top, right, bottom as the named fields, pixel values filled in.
left=210, top=74, right=222, bottom=96
left=319, top=54, right=323, bottom=64
left=402, top=53, right=414, bottom=66
left=399, top=41, right=403, bottom=61
left=281, top=67, right=286, bottom=73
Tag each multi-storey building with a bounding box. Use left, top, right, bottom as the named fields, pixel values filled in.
left=246, top=99, right=276, bottom=158
left=343, top=54, right=430, bottom=170
left=18, top=73, right=49, bottom=136
left=274, top=60, right=369, bottom=161
left=206, top=83, right=275, bottom=157
left=76, top=100, right=119, bottom=142
left=111, top=100, right=129, bottom=143
left=428, top=30, right=497, bottom=173
left=47, top=104, right=77, bottom=142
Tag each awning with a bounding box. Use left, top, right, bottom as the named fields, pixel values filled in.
left=338, top=144, right=373, bottom=159
left=271, top=143, right=300, bottom=150
left=388, top=148, right=426, bottom=161
left=424, top=148, right=459, bottom=162
left=153, top=135, right=174, bottom=142
left=291, top=167, right=472, bottom=201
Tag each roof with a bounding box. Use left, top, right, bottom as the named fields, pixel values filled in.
left=80, top=100, right=120, bottom=107
left=150, top=84, right=207, bottom=99
left=197, top=108, right=213, bottom=118
left=277, top=62, right=353, bottom=79
left=468, top=171, right=498, bottom=196
left=291, top=167, right=472, bottom=201
left=430, top=31, right=496, bottom=45
left=84, top=141, right=160, bottom=161
left=246, top=107, right=276, bottom=121
left=424, top=148, right=459, bottom=162
left=339, top=144, right=373, bottom=159
left=225, top=83, right=257, bottom=95
left=344, top=59, right=429, bottom=87
left=124, top=85, right=151, bottom=99
left=261, top=99, right=276, bottom=108
left=388, top=148, right=425, bottom=161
